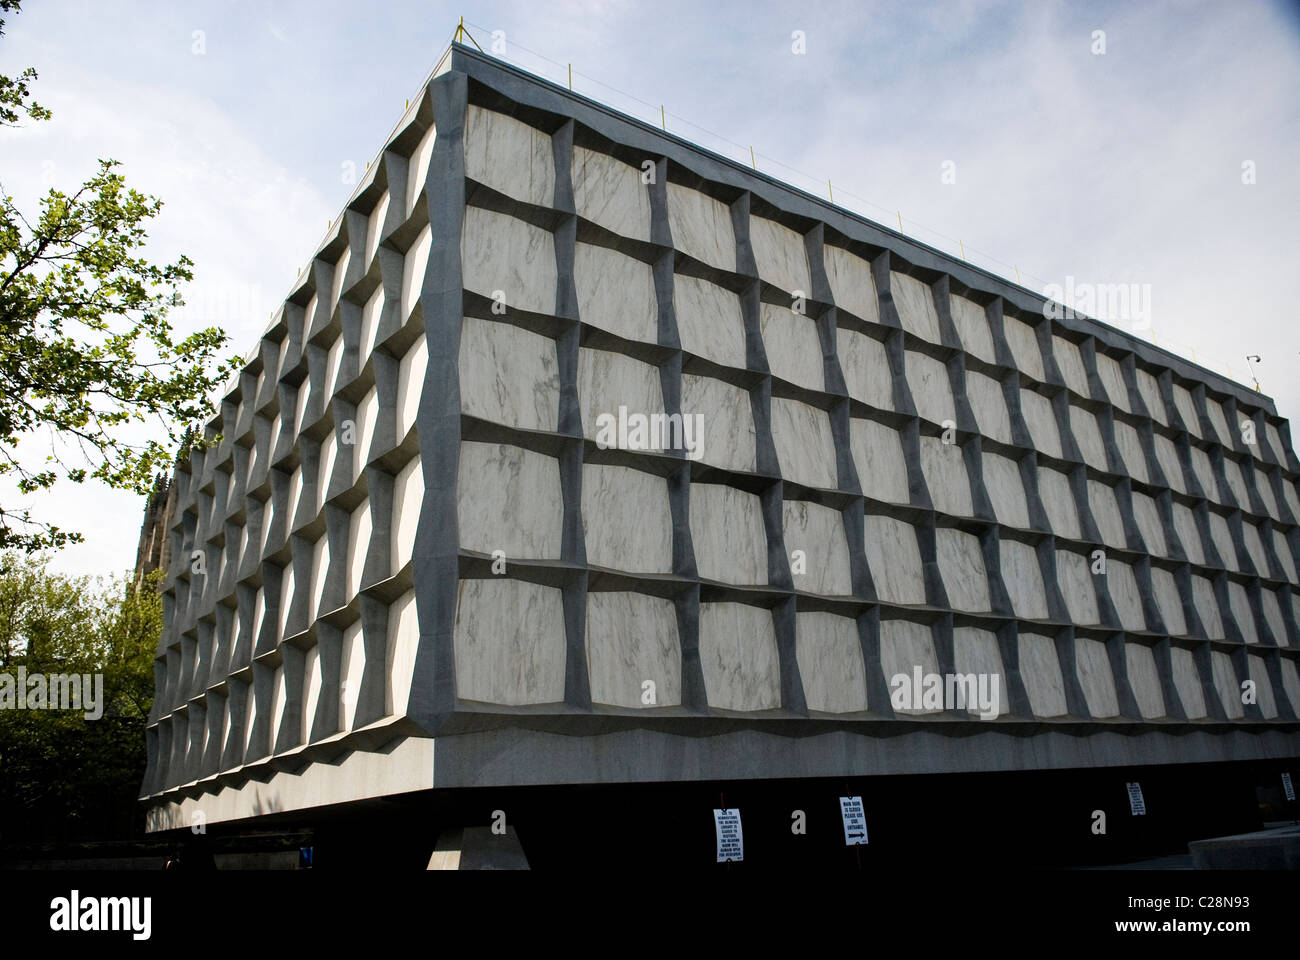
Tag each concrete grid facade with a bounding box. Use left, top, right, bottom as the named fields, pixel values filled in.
left=142, top=44, right=1300, bottom=830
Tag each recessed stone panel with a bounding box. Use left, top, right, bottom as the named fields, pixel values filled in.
left=783, top=500, right=852, bottom=596
left=1019, top=632, right=1069, bottom=718
left=1039, top=467, right=1081, bottom=539
left=573, top=146, right=652, bottom=241
left=1022, top=388, right=1063, bottom=459
left=890, top=272, right=942, bottom=344
left=866, top=515, right=926, bottom=604
left=983, top=453, right=1029, bottom=528
left=667, top=183, right=736, bottom=273
left=1075, top=636, right=1119, bottom=718
left=771, top=397, right=838, bottom=490
left=879, top=619, right=940, bottom=715
left=1003, top=313, right=1045, bottom=381
left=1095, top=352, right=1131, bottom=412
left=1125, top=643, right=1165, bottom=718
left=966, top=370, right=1012, bottom=443
left=936, top=527, right=990, bottom=612
left=905, top=351, right=954, bottom=426
left=850, top=418, right=909, bottom=504
left=837, top=327, right=893, bottom=411
left=465, top=105, right=555, bottom=207
left=454, top=578, right=566, bottom=706
left=457, top=441, right=563, bottom=559
left=460, top=316, right=560, bottom=432
left=690, top=483, right=768, bottom=585
left=1057, top=549, right=1100, bottom=625
left=576, top=242, right=657, bottom=344
left=951, top=295, right=995, bottom=364
left=578, top=347, right=664, bottom=446
left=824, top=245, right=879, bottom=324
left=586, top=592, right=680, bottom=708
left=749, top=216, right=810, bottom=296
left=760, top=302, right=824, bottom=392
left=582, top=463, right=673, bottom=574
left=1151, top=567, right=1186, bottom=635
left=675, top=273, right=746, bottom=367
left=699, top=602, right=780, bottom=712
left=796, top=612, right=867, bottom=713
left=1053, top=336, right=1090, bottom=398
left=1171, top=646, right=1207, bottom=719
left=462, top=205, right=556, bottom=315
left=1211, top=650, right=1244, bottom=718
left=1087, top=480, right=1127, bottom=549
left=1191, top=574, right=1225, bottom=639
left=1002, top=539, right=1048, bottom=619
left=680, top=374, right=755, bottom=473
left=920, top=435, right=973, bottom=517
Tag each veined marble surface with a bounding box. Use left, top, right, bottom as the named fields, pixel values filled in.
left=783, top=499, right=852, bottom=595
left=1095, top=352, right=1132, bottom=412
left=1001, top=538, right=1048, bottom=619
left=585, top=591, right=680, bottom=708
left=1107, top=560, right=1146, bottom=631
left=1020, top=387, right=1063, bottom=460
left=690, top=483, right=768, bottom=585
left=749, top=215, right=810, bottom=297
left=1057, top=549, right=1100, bottom=625
left=760, top=302, right=823, bottom=392
left=573, top=145, right=652, bottom=241
left=824, top=245, right=878, bottom=325
left=966, top=370, right=1013, bottom=444
left=1131, top=492, right=1167, bottom=556
left=666, top=183, right=736, bottom=272
left=796, top=611, right=867, bottom=713
left=920, top=435, right=974, bottom=517
left=1228, top=581, right=1257, bottom=643
left=454, top=578, right=566, bottom=706
left=1191, top=574, right=1225, bottom=639
left=681, top=374, right=755, bottom=473
left=1208, top=513, right=1238, bottom=571
left=837, top=327, right=894, bottom=411
left=577, top=242, right=658, bottom=344
left=1038, top=467, right=1081, bottom=539
left=1211, top=650, right=1244, bottom=718
left=464, top=105, right=555, bottom=207
left=905, top=350, right=954, bottom=427
left=950, top=295, right=995, bottom=364
left=865, top=515, right=926, bottom=604
left=674, top=273, right=746, bottom=368
left=1126, top=643, right=1165, bottom=718
left=1088, top=480, right=1127, bottom=549
left=1053, top=335, right=1090, bottom=398
left=1113, top=419, right=1149, bottom=483
left=1171, top=646, right=1207, bottom=719
left=698, top=602, right=780, bottom=712
left=1152, top=567, right=1186, bottom=635
left=1136, top=369, right=1168, bottom=426
left=581, top=462, right=673, bottom=573
left=770, top=397, right=837, bottom=490
left=459, top=315, right=560, bottom=432
left=577, top=346, right=664, bottom=445
left=1018, top=632, right=1069, bottom=717
left=1153, top=434, right=1185, bottom=493
left=462, top=205, right=556, bottom=315
left=1248, top=654, right=1278, bottom=718
left=879, top=619, right=940, bottom=714
left=456, top=441, right=563, bottom=559
left=1189, top=446, right=1219, bottom=500
left=983, top=453, right=1029, bottom=528
left=1172, top=502, right=1205, bottom=565
left=889, top=271, right=942, bottom=345
left=1074, top=636, right=1119, bottom=718
left=1002, top=313, right=1045, bottom=382
left=1172, top=383, right=1200, bottom=436
left=850, top=418, right=909, bottom=504
left=936, top=527, right=991, bottom=612
left=1068, top=404, right=1106, bottom=471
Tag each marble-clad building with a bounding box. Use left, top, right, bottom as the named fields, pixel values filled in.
left=142, top=43, right=1300, bottom=833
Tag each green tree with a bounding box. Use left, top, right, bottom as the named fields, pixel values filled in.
left=0, top=552, right=159, bottom=843
left=1, top=0, right=234, bottom=552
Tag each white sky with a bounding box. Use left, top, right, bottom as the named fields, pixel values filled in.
left=3, top=0, right=1299, bottom=578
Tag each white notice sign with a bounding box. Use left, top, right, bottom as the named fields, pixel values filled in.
left=1283, top=772, right=1296, bottom=802
left=713, top=808, right=743, bottom=862
left=840, top=796, right=868, bottom=845
left=1126, top=782, right=1146, bottom=816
